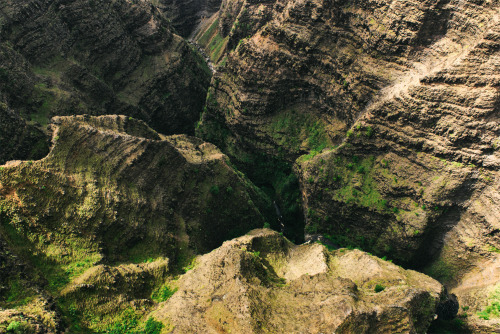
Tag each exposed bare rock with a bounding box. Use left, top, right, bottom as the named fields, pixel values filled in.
left=152, top=229, right=445, bottom=334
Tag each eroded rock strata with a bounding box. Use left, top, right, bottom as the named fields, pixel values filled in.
left=0, top=0, right=210, bottom=143
left=0, top=115, right=271, bottom=332
left=197, top=0, right=500, bottom=331
left=0, top=0, right=499, bottom=332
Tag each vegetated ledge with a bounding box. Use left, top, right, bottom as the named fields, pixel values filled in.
left=0, top=114, right=272, bottom=332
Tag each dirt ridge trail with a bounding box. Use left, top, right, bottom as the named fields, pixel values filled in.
left=350, top=6, right=500, bottom=131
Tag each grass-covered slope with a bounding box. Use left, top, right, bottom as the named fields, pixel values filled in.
left=0, top=115, right=272, bottom=332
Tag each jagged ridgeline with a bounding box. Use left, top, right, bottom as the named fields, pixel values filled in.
left=0, top=0, right=210, bottom=144
left=0, top=0, right=499, bottom=333
left=0, top=115, right=272, bottom=332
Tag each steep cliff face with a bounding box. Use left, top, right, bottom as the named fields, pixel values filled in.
left=199, top=0, right=498, bottom=161
left=197, top=0, right=500, bottom=330
left=0, top=0, right=210, bottom=139
left=0, top=115, right=271, bottom=332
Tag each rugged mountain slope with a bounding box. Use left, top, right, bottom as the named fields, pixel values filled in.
left=0, top=115, right=271, bottom=332
left=196, top=0, right=500, bottom=330
left=0, top=99, right=48, bottom=165
left=155, top=0, right=222, bottom=38
left=151, top=229, right=446, bottom=333
left=0, top=0, right=210, bottom=147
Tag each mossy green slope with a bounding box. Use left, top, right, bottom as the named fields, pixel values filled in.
left=0, top=115, right=272, bottom=332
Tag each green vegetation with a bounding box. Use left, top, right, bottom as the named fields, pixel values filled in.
left=425, top=258, right=455, bottom=283
left=316, top=232, right=374, bottom=251
left=197, top=19, right=228, bottom=63
left=181, top=257, right=197, bottom=273
left=102, top=309, right=164, bottom=334
left=488, top=245, right=500, bottom=253
left=477, top=285, right=500, bottom=320
left=329, top=156, right=388, bottom=212
left=152, top=284, right=178, bottom=302
left=210, top=185, right=220, bottom=195
left=4, top=277, right=34, bottom=307
left=6, top=321, right=22, bottom=333
left=143, top=318, right=164, bottom=334
left=374, top=284, right=385, bottom=293
left=198, top=19, right=219, bottom=46
left=268, top=110, right=332, bottom=156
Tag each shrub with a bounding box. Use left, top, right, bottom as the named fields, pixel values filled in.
left=210, top=185, right=219, bottom=195
left=374, top=284, right=385, bottom=293
left=7, top=321, right=22, bottom=332
left=144, top=318, right=163, bottom=334
left=152, top=284, right=178, bottom=302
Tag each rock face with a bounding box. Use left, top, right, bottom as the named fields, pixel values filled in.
left=0, top=115, right=271, bottom=332
left=0, top=0, right=211, bottom=139
left=153, top=229, right=445, bottom=333
left=197, top=0, right=500, bottom=330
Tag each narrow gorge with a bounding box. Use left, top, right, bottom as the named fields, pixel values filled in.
left=0, top=0, right=499, bottom=333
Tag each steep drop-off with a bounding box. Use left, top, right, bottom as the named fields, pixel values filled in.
left=0, top=115, right=271, bottom=332
left=0, top=0, right=210, bottom=149
left=155, top=0, right=222, bottom=38
left=197, top=0, right=500, bottom=330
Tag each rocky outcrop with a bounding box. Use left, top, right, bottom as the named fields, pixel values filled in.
left=197, top=0, right=500, bottom=330
left=0, top=115, right=272, bottom=331
left=0, top=0, right=211, bottom=137
left=152, top=229, right=445, bottom=333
